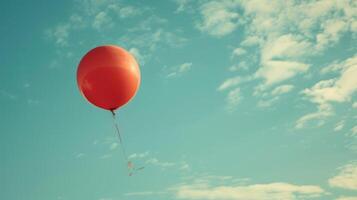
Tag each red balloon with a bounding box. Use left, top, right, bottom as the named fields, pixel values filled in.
left=77, top=45, right=140, bottom=111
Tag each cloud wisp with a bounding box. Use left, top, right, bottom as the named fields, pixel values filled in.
left=46, top=0, right=187, bottom=66
left=187, top=0, right=357, bottom=111
left=171, top=175, right=326, bottom=200
left=165, top=62, right=193, bottom=78
left=128, top=151, right=190, bottom=171
left=297, top=54, right=357, bottom=128
left=174, top=183, right=325, bottom=200
left=329, top=161, right=357, bottom=190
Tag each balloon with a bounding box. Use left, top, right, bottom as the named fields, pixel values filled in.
left=77, top=45, right=140, bottom=111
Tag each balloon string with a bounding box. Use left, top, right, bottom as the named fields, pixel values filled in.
left=110, top=110, right=131, bottom=174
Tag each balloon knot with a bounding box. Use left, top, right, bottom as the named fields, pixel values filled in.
left=110, top=110, right=116, bottom=116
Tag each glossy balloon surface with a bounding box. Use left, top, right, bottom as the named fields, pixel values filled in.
left=77, top=45, right=140, bottom=110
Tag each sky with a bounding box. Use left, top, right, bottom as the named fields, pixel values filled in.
left=1, top=0, right=357, bottom=199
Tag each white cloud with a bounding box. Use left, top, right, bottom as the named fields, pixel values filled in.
left=180, top=162, right=190, bottom=171
left=179, top=63, right=192, bottom=73
left=156, top=29, right=188, bottom=48
left=211, top=0, right=357, bottom=98
left=128, top=151, right=189, bottom=171
left=334, top=121, right=345, bottom=132
left=175, top=0, right=192, bottom=13
left=46, top=24, right=70, bottom=46
left=240, top=35, right=262, bottom=47
left=316, top=19, right=348, bottom=50
left=296, top=103, right=333, bottom=129
left=353, top=102, right=357, bottom=109
left=124, top=191, right=166, bottom=196
left=217, top=76, right=294, bottom=111
left=218, top=74, right=296, bottom=109
left=251, top=34, right=311, bottom=88
left=146, top=158, right=176, bottom=168
left=303, top=78, right=345, bottom=102
left=218, top=75, right=255, bottom=92
left=303, top=55, right=357, bottom=104
left=336, top=197, right=357, bottom=200
left=254, top=85, right=293, bottom=108
left=346, top=142, right=357, bottom=154
left=108, top=4, right=141, bottom=18
left=166, top=62, right=193, bottom=78
left=351, top=126, right=357, bottom=137
left=92, top=11, right=113, bottom=30
left=129, top=47, right=145, bottom=65
left=217, top=75, right=255, bottom=111
left=351, top=21, right=357, bottom=32
left=229, top=61, right=249, bottom=72
left=46, top=0, right=186, bottom=59
left=271, top=85, right=294, bottom=96
left=329, top=162, right=357, bottom=190
left=218, top=76, right=242, bottom=91
left=232, top=48, right=246, bottom=57
left=226, top=88, right=241, bottom=111
left=128, top=151, right=149, bottom=159
left=191, top=0, right=357, bottom=117
left=174, top=182, right=325, bottom=200
left=47, top=0, right=126, bottom=46
left=197, top=0, right=241, bottom=37
left=297, top=54, right=357, bottom=127
left=321, top=61, right=343, bottom=74
left=257, top=97, right=279, bottom=108
left=321, top=53, right=357, bottom=74
left=239, top=0, right=356, bottom=43
left=261, top=34, right=312, bottom=61
left=255, top=60, right=309, bottom=86
left=120, top=27, right=187, bottom=53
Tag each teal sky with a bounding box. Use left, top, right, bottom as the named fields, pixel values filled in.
left=1, top=0, right=357, bottom=200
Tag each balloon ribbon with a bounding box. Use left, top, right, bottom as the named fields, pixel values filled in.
left=110, top=110, right=145, bottom=176
left=110, top=110, right=131, bottom=175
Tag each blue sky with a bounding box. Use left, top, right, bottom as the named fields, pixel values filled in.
left=1, top=0, right=357, bottom=199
